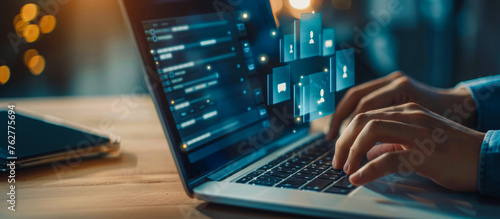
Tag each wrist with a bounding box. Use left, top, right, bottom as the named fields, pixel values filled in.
left=441, top=86, right=478, bottom=128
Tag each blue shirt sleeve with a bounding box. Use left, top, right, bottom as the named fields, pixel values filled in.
left=477, top=130, right=500, bottom=197
left=458, top=74, right=500, bottom=132
left=458, top=75, right=500, bottom=197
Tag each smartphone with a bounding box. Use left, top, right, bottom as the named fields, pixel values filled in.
left=1, top=108, right=120, bottom=172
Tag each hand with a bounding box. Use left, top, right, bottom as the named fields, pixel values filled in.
left=332, top=103, right=485, bottom=191
left=327, top=71, right=478, bottom=140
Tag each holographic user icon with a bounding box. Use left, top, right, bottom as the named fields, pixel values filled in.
left=309, top=31, right=314, bottom=44
left=342, top=65, right=348, bottom=78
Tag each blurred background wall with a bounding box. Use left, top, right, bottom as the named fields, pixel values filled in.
left=1, top=0, right=499, bottom=98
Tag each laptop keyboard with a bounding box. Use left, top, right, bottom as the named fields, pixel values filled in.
left=235, top=137, right=355, bottom=194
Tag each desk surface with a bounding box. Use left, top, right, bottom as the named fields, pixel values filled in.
left=0, top=96, right=331, bottom=218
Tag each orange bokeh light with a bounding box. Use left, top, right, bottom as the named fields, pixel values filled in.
left=21, top=3, right=39, bottom=22
left=0, top=65, right=10, bottom=85
left=270, top=0, right=284, bottom=12
left=24, top=49, right=39, bottom=66
left=13, top=14, right=22, bottom=28
left=28, top=55, right=45, bottom=75
left=15, top=20, right=29, bottom=37
left=40, top=15, right=57, bottom=34
left=23, top=24, right=41, bottom=43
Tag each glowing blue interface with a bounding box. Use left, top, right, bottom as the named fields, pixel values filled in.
left=270, top=13, right=355, bottom=122
left=143, top=12, right=269, bottom=161
left=336, top=48, right=355, bottom=91
left=268, top=65, right=291, bottom=105
left=293, top=71, right=335, bottom=122
left=322, top=28, right=335, bottom=57
left=283, top=34, right=297, bottom=62
left=300, top=13, right=322, bottom=59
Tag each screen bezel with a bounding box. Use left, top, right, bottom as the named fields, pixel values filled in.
left=120, top=0, right=309, bottom=195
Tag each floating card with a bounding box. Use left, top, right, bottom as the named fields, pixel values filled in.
left=322, top=28, right=335, bottom=56
left=267, top=65, right=291, bottom=105
left=300, top=13, right=322, bottom=59
left=304, top=71, right=335, bottom=122
left=284, top=34, right=297, bottom=62
left=336, top=48, right=355, bottom=91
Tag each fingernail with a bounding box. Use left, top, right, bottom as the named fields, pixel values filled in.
left=350, top=171, right=362, bottom=185
left=331, top=156, right=336, bottom=167
left=343, top=163, right=350, bottom=173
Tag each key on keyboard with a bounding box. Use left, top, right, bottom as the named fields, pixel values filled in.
left=277, top=177, right=307, bottom=189
left=303, top=178, right=333, bottom=191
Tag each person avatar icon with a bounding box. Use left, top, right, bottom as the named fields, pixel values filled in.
left=309, top=31, right=314, bottom=44
left=289, top=44, right=294, bottom=54
left=342, top=65, right=348, bottom=78
left=318, top=89, right=325, bottom=104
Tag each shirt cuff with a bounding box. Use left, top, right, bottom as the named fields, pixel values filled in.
left=457, top=75, right=500, bottom=132
left=478, top=130, right=500, bottom=197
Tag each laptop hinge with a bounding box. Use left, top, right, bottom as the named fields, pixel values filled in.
left=206, top=128, right=310, bottom=181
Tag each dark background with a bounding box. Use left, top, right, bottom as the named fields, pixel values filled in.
left=1, top=0, right=499, bottom=98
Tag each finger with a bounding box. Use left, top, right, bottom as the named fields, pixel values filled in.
left=327, top=71, right=403, bottom=140
left=349, top=150, right=415, bottom=186
left=344, top=119, right=427, bottom=175
left=349, top=76, right=411, bottom=120
left=366, top=143, right=404, bottom=161
left=333, top=104, right=432, bottom=170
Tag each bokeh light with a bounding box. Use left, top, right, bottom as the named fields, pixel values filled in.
left=20, top=3, right=39, bottom=22
left=28, top=55, right=45, bottom=75
left=270, top=0, right=284, bottom=12
left=23, top=24, right=41, bottom=43
left=289, top=0, right=311, bottom=9
left=240, top=11, right=250, bottom=21
left=0, top=66, right=11, bottom=85
left=11, top=3, right=56, bottom=80
left=40, top=15, right=57, bottom=34
left=13, top=14, right=22, bottom=27
left=259, top=54, right=268, bottom=63
left=285, top=0, right=323, bottom=19
left=24, top=49, right=39, bottom=66
left=14, top=13, right=29, bottom=37
left=15, top=19, right=29, bottom=37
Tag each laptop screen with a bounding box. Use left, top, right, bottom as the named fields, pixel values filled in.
left=142, top=12, right=270, bottom=163
left=122, top=0, right=308, bottom=189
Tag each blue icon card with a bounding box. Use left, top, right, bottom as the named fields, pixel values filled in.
left=336, top=48, right=355, bottom=91
left=267, top=65, right=291, bottom=105
left=294, top=71, right=335, bottom=121
left=322, top=28, right=335, bottom=56
left=305, top=71, right=335, bottom=122
left=300, top=13, right=322, bottom=59
left=284, top=34, right=297, bottom=62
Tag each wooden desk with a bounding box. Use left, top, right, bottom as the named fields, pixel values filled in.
left=0, top=96, right=330, bottom=218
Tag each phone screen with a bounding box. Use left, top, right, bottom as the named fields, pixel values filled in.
left=1, top=111, right=109, bottom=160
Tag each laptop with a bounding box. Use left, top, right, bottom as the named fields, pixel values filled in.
left=120, top=0, right=500, bottom=217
